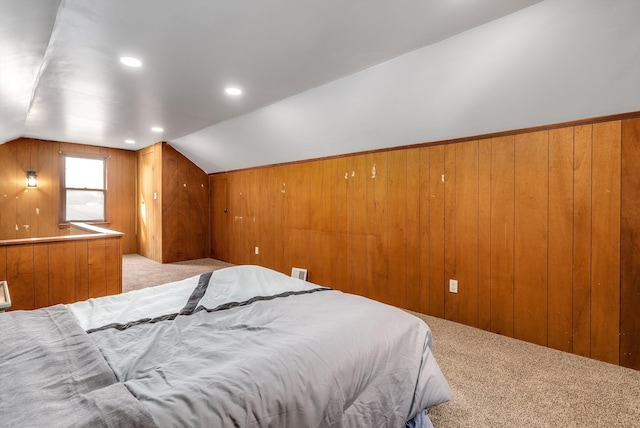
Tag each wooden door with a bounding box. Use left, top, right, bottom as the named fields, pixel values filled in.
left=211, top=178, right=229, bottom=261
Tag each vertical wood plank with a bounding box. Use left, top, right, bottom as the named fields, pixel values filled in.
left=254, top=169, right=269, bottom=269
left=75, top=240, right=89, bottom=301
left=369, top=152, right=388, bottom=303
left=0, top=247, right=6, bottom=282
left=350, top=155, right=368, bottom=297
left=444, top=144, right=457, bottom=321
left=0, top=142, right=17, bottom=239
left=33, top=244, right=49, bottom=308
left=308, top=161, right=325, bottom=284
left=273, top=166, right=286, bottom=273
left=514, top=131, right=549, bottom=346
left=573, top=125, right=592, bottom=357
left=106, top=238, right=120, bottom=296
left=283, top=165, right=300, bottom=275
left=455, top=141, right=479, bottom=328
left=548, top=127, right=574, bottom=352
left=16, top=140, right=32, bottom=239
left=345, top=156, right=355, bottom=294
left=48, top=242, right=76, bottom=304
left=387, top=150, right=407, bottom=309
left=418, top=147, right=430, bottom=314
left=322, top=159, right=337, bottom=287
left=478, top=138, right=492, bottom=331
left=88, top=239, right=107, bottom=298
left=428, top=146, right=445, bottom=318
left=37, top=139, right=56, bottom=238
left=406, top=148, right=421, bottom=312
left=335, top=158, right=348, bottom=293
left=243, top=168, right=257, bottom=265
left=491, top=136, right=515, bottom=336
left=211, top=178, right=229, bottom=261
left=590, top=121, right=621, bottom=365
left=6, top=246, right=34, bottom=310
left=620, top=117, right=640, bottom=370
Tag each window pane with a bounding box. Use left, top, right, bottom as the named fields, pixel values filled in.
left=66, top=157, right=104, bottom=189
left=66, top=190, right=105, bottom=221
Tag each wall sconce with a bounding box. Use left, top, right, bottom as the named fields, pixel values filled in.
left=26, top=170, right=38, bottom=188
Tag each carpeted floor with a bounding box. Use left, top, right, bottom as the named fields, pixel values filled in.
left=122, top=254, right=233, bottom=292
left=122, top=255, right=640, bottom=427
left=407, top=311, right=640, bottom=427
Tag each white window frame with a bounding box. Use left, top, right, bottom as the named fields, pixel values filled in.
left=61, top=154, right=107, bottom=223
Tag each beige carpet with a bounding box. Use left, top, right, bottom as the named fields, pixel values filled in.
left=122, top=255, right=640, bottom=427
left=122, top=254, right=233, bottom=292
left=407, top=311, right=640, bottom=427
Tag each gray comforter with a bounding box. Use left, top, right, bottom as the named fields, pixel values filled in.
left=88, top=266, right=451, bottom=427
left=1, top=266, right=450, bottom=427
left=0, top=305, right=156, bottom=428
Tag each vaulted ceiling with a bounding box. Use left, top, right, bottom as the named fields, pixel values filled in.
left=2, top=1, right=639, bottom=173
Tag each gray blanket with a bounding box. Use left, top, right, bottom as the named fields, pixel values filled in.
left=89, top=280, right=451, bottom=427
left=0, top=305, right=156, bottom=428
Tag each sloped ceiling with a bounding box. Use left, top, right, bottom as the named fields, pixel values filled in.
left=2, top=0, right=639, bottom=173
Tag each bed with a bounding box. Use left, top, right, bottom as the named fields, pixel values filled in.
left=0, top=265, right=451, bottom=427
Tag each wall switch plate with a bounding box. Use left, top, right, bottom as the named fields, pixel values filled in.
left=254, top=246, right=259, bottom=255
left=449, top=279, right=458, bottom=293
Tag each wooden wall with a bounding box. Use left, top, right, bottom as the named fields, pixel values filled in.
left=137, top=143, right=210, bottom=263
left=0, top=138, right=137, bottom=253
left=210, top=116, right=640, bottom=370
left=162, top=144, right=210, bottom=262
left=0, top=234, right=122, bottom=310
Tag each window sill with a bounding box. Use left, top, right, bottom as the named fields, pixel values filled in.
left=58, top=221, right=111, bottom=229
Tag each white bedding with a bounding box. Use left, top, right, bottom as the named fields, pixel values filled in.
left=68, top=265, right=451, bottom=427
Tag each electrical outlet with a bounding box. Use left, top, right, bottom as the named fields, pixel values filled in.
left=255, top=246, right=259, bottom=255
left=449, top=279, right=458, bottom=294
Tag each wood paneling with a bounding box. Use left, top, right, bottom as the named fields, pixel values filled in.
left=573, top=125, right=592, bottom=357
left=621, top=117, right=640, bottom=370
left=478, top=139, right=492, bottom=331
left=514, top=131, right=548, bottom=346
left=369, top=153, right=388, bottom=303
left=322, top=159, right=337, bottom=289
left=548, top=127, right=574, bottom=353
left=1, top=234, right=122, bottom=310
left=7, top=246, right=34, bottom=310
left=418, top=148, right=430, bottom=315
left=136, top=142, right=209, bottom=263
left=387, top=150, right=407, bottom=309
left=210, top=116, right=637, bottom=369
left=406, top=149, right=421, bottom=313
left=0, top=138, right=137, bottom=253
left=211, top=177, right=229, bottom=261
left=161, top=144, right=209, bottom=263
left=490, top=136, right=514, bottom=337
left=428, top=146, right=445, bottom=318
left=590, top=121, right=621, bottom=365
left=443, top=144, right=456, bottom=321
left=455, top=141, right=479, bottom=328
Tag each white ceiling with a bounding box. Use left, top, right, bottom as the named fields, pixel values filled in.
left=1, top=0, right=545, bottom=171
left=3, top=1, right=639, bottom=174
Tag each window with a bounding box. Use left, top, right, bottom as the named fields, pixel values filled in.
left=62, top=154, right=106, bottom=222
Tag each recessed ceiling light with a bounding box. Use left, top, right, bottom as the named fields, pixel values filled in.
left=124, top=139, right=136, bottom=144
left=120, top=56, right=142, bottom=67
left=151, top=127, right=164, bottom=133
left=225, top=87, right=242, bottom=96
